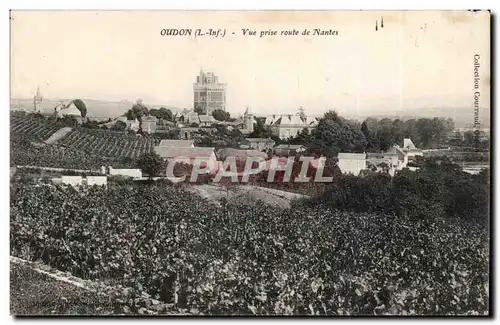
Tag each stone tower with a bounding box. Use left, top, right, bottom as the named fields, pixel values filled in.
left=243, top=107, right=254, bottom=133
left=193, top=69, right=227, bottom=115
left=33, top=85, right=43, bottom=113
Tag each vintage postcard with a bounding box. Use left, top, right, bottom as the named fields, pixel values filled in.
left=10, top=10, right=490, bottom=316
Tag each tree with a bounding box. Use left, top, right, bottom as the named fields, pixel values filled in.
left=112, top=120, right=127, bottom=131
left=212, top=109, right=231, bottom=121
left=194, top=106, right=204, bottom=115
left=298, top=106, right=306, bottom=121
left=310, top=114, right=367, bottom=156
left=249, top=117, right=273, bottom=138
left=137, top=152, right=164, bottom=178
left=126, top=99, right=149, bottom=121
left=150, top=107, right=173, bottom=121
left=289, top=127, right=311, bottom=145
left=323, top=110, right=341, bottom=123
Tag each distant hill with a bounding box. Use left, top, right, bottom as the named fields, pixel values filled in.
left=357, top=107, right=491, bottom=128
left=10, top=98, right=181, bottom=119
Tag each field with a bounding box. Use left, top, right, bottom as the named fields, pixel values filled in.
left=10, top=112, right=69, bottom=142
left=10, top=182, right=489, bottom=315
left=10, top=112, right=158, bottom=169
left=57, top=128, right=159, bottom=160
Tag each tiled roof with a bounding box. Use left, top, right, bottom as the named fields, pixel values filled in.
left=155, top=146, right=215, bottom=159
left=338, top=153, right=366, bottom=160
left=157, top=139, right=194, bottom=147
left=198, top=115, right=216, bottom=123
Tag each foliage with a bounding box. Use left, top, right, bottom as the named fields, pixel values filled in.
left=149, top=107, right=173, bottom=122
left=71, top=99, right=88, bottom=118
left=137, top=152, right=164, bottom=178
left=126, top=99, right=149, bottom=121
left=308, top=111, right=367, bottom=157
left=312, top=161, right=489, bottom=227
left=112, top=121, right=128, bottom=132
left=10, top=183, right=489, bottom=315
left=249, top=118, right=273, bottom=139
left=212, top=109, right=232, bottom=122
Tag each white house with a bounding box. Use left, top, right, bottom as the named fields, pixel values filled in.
left=86, top=176, right=107, bottom=186
left=366, top=145, right=408, bottom=176
left=265, top=114, right=318, bottom=139
left=337, top=153, right=366, bottom=176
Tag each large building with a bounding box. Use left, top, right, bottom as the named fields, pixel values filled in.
left=264, top=114, right=319, bottom=139
left=193, top=69, right=227, bottom=115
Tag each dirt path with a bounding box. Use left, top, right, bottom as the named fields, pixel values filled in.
left=44, top=127, right=73, bottom=144
left=188, top=184, right=309, bottom=208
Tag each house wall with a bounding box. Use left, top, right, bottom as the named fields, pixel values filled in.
left=109, top=167, right=142, bottom=178
left=142, top=121, right=157, bottom=134
left=61, top=176, right=83, bottom=186
left=87, top=176, right=107, bottom=186
left=337, top=159, right=366, bottom=176
left=271, top=126, right=304, bottom=139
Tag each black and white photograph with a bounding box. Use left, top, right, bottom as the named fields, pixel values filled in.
left=9, top=10, right=491, bottom=316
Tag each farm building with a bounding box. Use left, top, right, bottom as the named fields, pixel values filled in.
left=337, top=153, right=366, bottom=176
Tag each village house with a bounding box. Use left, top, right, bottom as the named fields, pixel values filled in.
left=174, top=109, right=199, bottom=125
left=366, top=145, right=408, bottom=176
left=337, top=153, right=366, bottom=176
left=198, top=115, right=217, bottom=127
left=141, top=115, right=158, bottom=134
left=402, top=138, right=423, bottom=160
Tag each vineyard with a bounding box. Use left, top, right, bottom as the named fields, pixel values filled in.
left=10, top=112, right=159, bottom=169
left=57, top=128, right=159, bottom=160
left=10, top=112, right=69, bottom=142
left=10, top=182, right=489, bottom=315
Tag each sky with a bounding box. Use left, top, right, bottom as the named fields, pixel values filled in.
left=10, top=10, right=490, bottom=117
